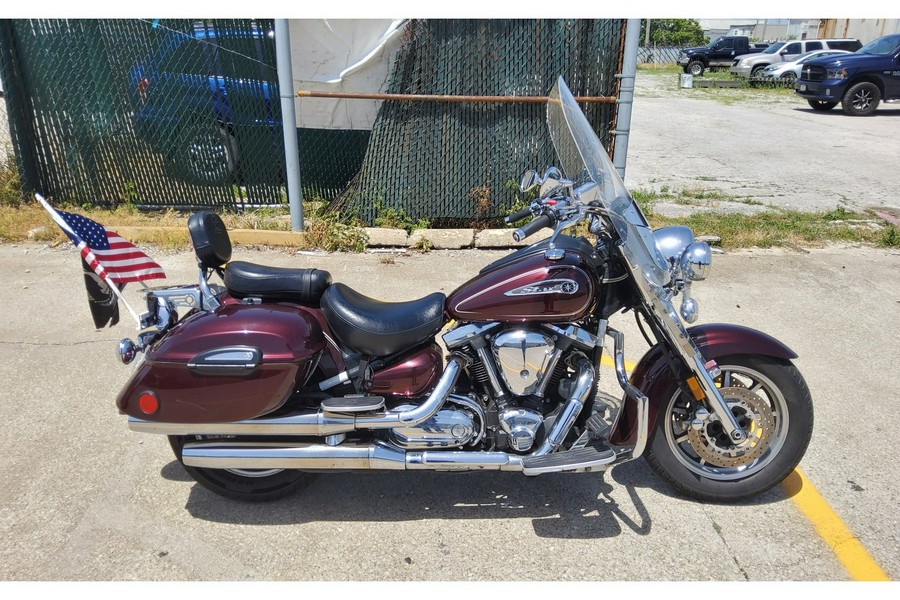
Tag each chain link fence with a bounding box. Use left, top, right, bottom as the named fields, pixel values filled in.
left=638, top=46, right=682, bottom=64
left=1, top=19, right=626, bottom=222
left=0, top=19, right=288, bottom=209
left=333, top=19, right=626, bottom=226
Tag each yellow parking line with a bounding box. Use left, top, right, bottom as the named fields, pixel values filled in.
left=783, top=468, right=890, bottom=581
left=599, top=354, right=636, bottom=372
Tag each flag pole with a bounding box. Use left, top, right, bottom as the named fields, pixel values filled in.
left=34, top=193, right=143, bottom=329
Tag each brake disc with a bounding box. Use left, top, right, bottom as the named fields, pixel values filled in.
left=687, top=387, right=775, bottom=468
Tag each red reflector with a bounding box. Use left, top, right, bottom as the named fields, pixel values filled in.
left=138, top=392, right=159, bottom=415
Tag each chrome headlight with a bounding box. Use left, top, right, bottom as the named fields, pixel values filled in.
left=653, top=225, right=694, bottom=266
left=826, top=68, right=848, bottom=80
left=680, top=241, right=712, bottom=282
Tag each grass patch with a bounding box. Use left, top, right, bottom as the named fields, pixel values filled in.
left=650, top=208, right=883, bottom=249
left=0, top=149, right=22, bottom=208
left=303, top=204, right=367, bottom=253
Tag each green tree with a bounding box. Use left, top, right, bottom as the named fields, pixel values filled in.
left=640, top=19, right=707, bottom=47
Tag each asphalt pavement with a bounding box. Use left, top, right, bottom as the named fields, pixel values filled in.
left=1, top=242, right=898, bottom=581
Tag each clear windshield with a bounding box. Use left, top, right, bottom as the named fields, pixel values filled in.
left=546, top=77, right=671, bottom=290
left=859, top=34, right=900, bottom=55
left=763, top=42, right=785, bottom=54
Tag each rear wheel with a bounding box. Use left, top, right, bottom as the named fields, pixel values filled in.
left=169, top=435, right=315, bottom=502
left=808, top=99, right=838, bottom=111
left=644, top=355, right=813, bottom=502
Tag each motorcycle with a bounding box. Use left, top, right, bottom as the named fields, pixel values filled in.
left=115, top=77, right=813, bottom=502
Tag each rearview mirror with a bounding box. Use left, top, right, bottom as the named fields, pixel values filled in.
left=519, top=170, right=540, bottom=192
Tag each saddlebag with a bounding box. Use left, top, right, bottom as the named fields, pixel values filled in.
left=116, top=302, right=326, bottom=423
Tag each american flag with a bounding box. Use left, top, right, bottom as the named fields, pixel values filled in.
left=36, top=194, right=165, bottom=285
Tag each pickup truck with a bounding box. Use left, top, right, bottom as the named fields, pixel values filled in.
left=677, top=36, right=764, bottom=76
left=795, top=33, right=900, bottom=116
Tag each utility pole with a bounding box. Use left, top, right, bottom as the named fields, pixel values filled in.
left=613, top=19, right=640, bottom=180
left=275, top=19, right=304, bottom=231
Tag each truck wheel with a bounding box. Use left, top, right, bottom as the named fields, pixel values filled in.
left=807, top=100, right=837, bottom=111
left=751, top=65, right=767, bottom=77
left=842, top=82, right=881, bottom=116
left=687, top=61, right=705, bottom=77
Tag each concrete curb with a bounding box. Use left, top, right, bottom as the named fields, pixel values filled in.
left=114, top=225, right=541, bottom=250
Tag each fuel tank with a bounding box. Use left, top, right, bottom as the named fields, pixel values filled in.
left=116, top=302, right=326, bottom=423
left=447, top=236, right=600, bottom=322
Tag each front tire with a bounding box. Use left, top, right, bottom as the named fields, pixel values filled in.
left=644, top=355, right=813, bottom=502
left=842, top=81, right=881, bottom=116
left=169, top=435, right=315, bottom=502
left=687, top=60, right=705, bottom=77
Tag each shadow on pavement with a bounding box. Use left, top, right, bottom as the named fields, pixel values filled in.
left=168, top=454, right=789, bottom=537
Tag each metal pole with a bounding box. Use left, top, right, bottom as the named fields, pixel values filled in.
left=296, top=90, right=616, bottom=104
left=275, top=19, right=303, bottom=231
left=612, top=18, right=640, bottom=180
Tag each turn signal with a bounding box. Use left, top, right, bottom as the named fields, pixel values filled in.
left=138, top=392, right=159, bottom=415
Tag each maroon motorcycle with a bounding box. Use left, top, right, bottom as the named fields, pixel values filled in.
left=116, top=78, right=813, bottom=502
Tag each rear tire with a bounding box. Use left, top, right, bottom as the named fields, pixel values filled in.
left=644, top=355, right=813, bottom=502
left=808, top=99, right=838, bottom=111
left=169, top=435, right=315, bottom=502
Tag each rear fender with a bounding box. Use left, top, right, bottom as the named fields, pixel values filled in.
left=610, top=323, right=797, bottom=445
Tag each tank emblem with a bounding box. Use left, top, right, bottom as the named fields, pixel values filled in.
left=504, top=279, right=580, bottom=297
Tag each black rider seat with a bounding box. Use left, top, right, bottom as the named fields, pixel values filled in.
left=224, top=261, right=332, bottom=306
left=321, top=283, right=446, bottom=357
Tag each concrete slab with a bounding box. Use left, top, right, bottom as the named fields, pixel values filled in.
left=1, top=243, right=897, bottom=581
left=364, top=227, right=409, bottom=247
left=408, top=228, right=475, bottom=249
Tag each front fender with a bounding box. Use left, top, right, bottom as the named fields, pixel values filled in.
left=610, top=323, right=797, bottom=445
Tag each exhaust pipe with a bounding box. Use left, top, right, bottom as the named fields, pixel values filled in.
left=130, top=354, right=468, bottom=437
left=181, top=440, right=526, bottom=472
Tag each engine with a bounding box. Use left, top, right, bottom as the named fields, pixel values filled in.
left=388, top=396, right=482, bottom=449
left=491, top=329, right=558, bottom=396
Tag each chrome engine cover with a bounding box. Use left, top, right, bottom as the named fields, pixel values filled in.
left=388, top=405, right=477, bottom=449
left=491, top=329, right=556, bottom=396
left=499, top=407, right=544, bottom=452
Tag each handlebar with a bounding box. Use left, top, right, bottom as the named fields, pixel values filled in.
left=504, top=206, right=534, bottom=224
left=513, top=214, right=554, bottom=242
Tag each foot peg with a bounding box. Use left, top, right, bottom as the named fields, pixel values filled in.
left=321, top=395, right=385, bottom=414
left=585, top=412, right=611, bottom=440
left=521, top=440, right=616, bottom=475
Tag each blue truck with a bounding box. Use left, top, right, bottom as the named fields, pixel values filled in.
left=794, top=33, right=900, bottom=116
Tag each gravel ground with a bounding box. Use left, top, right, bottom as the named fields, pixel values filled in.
left=626, top=71, right=900, bottom=217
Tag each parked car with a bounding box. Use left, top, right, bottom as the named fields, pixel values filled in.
left=677, top=36, right=763, bottom=76
left=730, top=38, right=862, bottom=78
left=795, top=33, right=900, bottom=116
left=759, top=49, right=852, bottom=83
left=128, top=23, right=279, bottom=186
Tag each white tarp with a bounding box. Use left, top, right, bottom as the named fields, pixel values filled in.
left=289, top=19, right=406, bottom=130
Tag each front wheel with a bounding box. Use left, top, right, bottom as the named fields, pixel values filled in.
left=687, top=60, right=705, bottom=77
left=808, top=99, right=838, bottom=111
left=644, top=354, right=813, bottom=502
left=842, top=81, right=881, bottom=116
left=169, top=435, right=315, bottom=502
